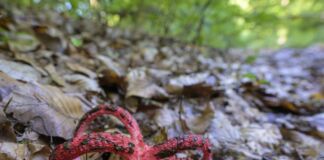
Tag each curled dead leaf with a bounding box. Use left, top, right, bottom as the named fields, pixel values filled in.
left=0, top=142, right=50, bottom=160
left=97, top=55, right=125, bottom=78
left=186, top=102, right=215, bottom=134
left=64, top=74, right=100, bottom=92
left=32, top=25, right=67, bottom=52
left=97, top=55, right=126, bottom=91
left=154, top=107, right=177, bottom=127
left=66, top=63, right=96, bottom=78
left=126, top=68, right=169, bottom=99
left=44, top=64, right=66, bottom=87
left=14, top=53, right=47, bottom=76
left=0, top=72, right=84, bottom=139
left=166, top=72, right=216, bottom=97
left=8, top=32, right=39, bottom=52
left=0, top=59, right=41, bottom=82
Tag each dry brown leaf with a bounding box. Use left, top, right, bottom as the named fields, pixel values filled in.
left=240, top=123, right=282, bottom=155
left=32, top=25, right=67, bottom=52
left=97, top=55, right=125, bottom=77
left=44, top=64, right=66, bottom=87
left=126, top=68, right=169, bottom=99
left=166, top=72, right=214, bottom=96
left=0, top=142, right=28, bottom=160
left=8, top=33, right=40, bottom=52
left=208, top=111, right=241, bottom=148
left=97, top=55, right=127, bottom=90
left=14, top=53, right=47, bottom=76
left=304, top=113, right=324, bottom=139
left=99, top=69, right=127, bottom=93
left=64, top=74, right=100, bottom=92
left=0, top=108, right=7, bottom=124
left=0, top=15, right=15, bottom=31
left=0, top=142, right=50, bottom=160
left=66, top=63, right=96, bottom=78
left=79, top=153, right=102, bottom=160
left=0, top=72, right=84, bottom=139
left=154, top=107, right=177, bottom=127
left=306, top=113, right=324, bottom=132
left=0, top=122, right=16, bottom=142
left=0, top=59, right=41, bottom=82
left=152, top=127, right=168, bottom=144
left=186, top=102, right=215, bottom=134
left=281, top=130, right=322, bottom=159
left=141, top=47, right=158, bottom=62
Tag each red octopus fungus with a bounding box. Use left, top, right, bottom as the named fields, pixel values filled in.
left=50, top=104, right=212, bottom=160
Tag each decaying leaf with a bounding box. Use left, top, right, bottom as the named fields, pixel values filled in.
left=281, top=129, right=322, bottom=159
left=126, top=68, right=169, bottom=99
left=0, top=59, right=41, bottom=82
left=208, top=111, right=241, bottom=149
left=32, top=25, right=67, bottom=52
left=97, top=55, right=126, bottom=90
left=97, top=55, right=125, bottom=77
left=0, top=142, right=50, bottom=160
left=0, top=72, right=84, bottom=139
left=66, top=63, right=96, bottom=78
left=154, top=107, right=177, bottom=127
left=44, top=64, right=66, bottom=87
left=0, top=122, right=16, bottom=142
left=0, top=5, right=323, bottom=160
left=306, top=113, right=324, bottom=132
left=186, top=102, right=215, bottom=134
left=8, top=32, right=39, bottom=52
left=64, top=74, right=100, bottom=92
left=166, top=72, right=216, bottom=97
left=152, top=127, right=168, bottom=144
left=240, top=123, right=282, bottom=155
left=14, top=53, right=47, bottom=76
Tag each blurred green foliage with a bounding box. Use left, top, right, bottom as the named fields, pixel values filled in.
left=4, top=0, right=324, bottom=49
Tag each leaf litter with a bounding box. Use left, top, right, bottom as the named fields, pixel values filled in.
left=0, top=4, right=323, bottom=160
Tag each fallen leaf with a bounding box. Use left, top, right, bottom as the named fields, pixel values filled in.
left=0, top=59, right=41, bottom=82
left=186, top=102, right=215, bottom=134
left=126, top=68, right=169, bottom=99
left=14, top=53, right=47, bottom=76
left=0, top=142, right=50, bottom=160
left=8, top=32, right=39, bottom=52
left=152, top=127, right=168, bottom=144
left=166, top=72, right=215, bottom=97
left=66, top=63, right=96, bottom=78
left=44, top=64, right=66, bottom=87
left=306, top=113, right=324, bottom=132
left=0, top=72, right=84, bottom=139
left=281, top=129, right=321, bottom=159
left=208, top=111, right=241, bottom=149
left=240, top=123, right=282, bottom=155
left=154, top=107, right=177, bottom=127
left=64, top=74, right=100, bottom=92
left=97, top=55, right=125, bottom=77
left=141, top=47, right=158, bottom=62
left=0, top=122, right=16, bottom=142
left=32, top=25, right=67, bottom=52
left=97, top=55, right=127, bottom=91
left=0, top=109, right=7, bottom=124
left=17, top=130, right=39, bottom=142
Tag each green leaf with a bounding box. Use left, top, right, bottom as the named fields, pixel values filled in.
left=71, top=37, right=83, bottom=47
left=242, top=73, right=257, bottom=81
left=245, top=54, right=258, bottom=64
left=258, top=79, right=270, bottom=85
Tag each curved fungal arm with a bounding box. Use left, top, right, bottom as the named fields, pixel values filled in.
left=74, top=104, right=144, bottom=145
left=49, top=132, right=135, bottom=160
left=149, top=135, right=212, bottom=160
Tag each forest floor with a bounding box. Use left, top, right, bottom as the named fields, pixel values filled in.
left=0, top=4, right=323, bottom=160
